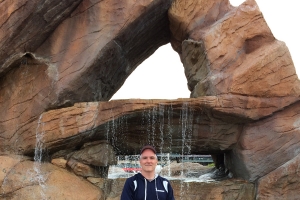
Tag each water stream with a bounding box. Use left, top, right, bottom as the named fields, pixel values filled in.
left=33, top=114, right=47, bottom=199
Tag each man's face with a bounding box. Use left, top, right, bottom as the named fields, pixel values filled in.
left=139, top=149, right=158, bottom=173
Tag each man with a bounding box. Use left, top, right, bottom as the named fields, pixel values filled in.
left=121, top=145, right=175, bottom=200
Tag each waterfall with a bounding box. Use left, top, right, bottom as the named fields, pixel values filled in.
left=158, top=104, right=165, bottom=154
left=33, top=114, right=47, bottom=199
left=106, top=112, right=129, bottom=154
left=180, top=102, right=193, bottom=156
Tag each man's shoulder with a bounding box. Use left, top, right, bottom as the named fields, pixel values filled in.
left=157, top=175, right=169, bottom=181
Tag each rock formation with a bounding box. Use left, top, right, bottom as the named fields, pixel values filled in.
left=0, top=0, right=172, bottom=154
left=1, top=0, right=300, bottom=199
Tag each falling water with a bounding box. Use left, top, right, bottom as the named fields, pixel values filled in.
left=33, top=114, right=47, bottom=199
left=158, top=104, right=165, bottom=153
left=166, top=104, right=174, bottom=177
left=180, top=102, right=193, bottom=156
left=151, top=106, right=158, bottom=145
left=143, top=106, right=158, bottom=145
left=106, top=112, right=129, bottom=154
left=140, top=106, right=158, bottom=146
left=179, top=102, right=194, bottom=199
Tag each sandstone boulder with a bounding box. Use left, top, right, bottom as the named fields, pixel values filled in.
left=70, top=141, right=117, bottom=166
left=51, top=157, right=68, bottom=169
left=0, top=155, right=102, bottom=200
left=67, top=158, right=109, bottom=178
left=173, top=179, right=255, bottom=200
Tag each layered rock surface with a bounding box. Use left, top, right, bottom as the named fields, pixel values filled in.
left=1, top=0, right=300, bottom=199
left=18, top=95, right=299, bottom=156
left=0, top=0, right=82, bottom=74
left=257, top=153, right=300, bottom=199
left=169, top=0, right=300, bottom=97
left=0, top=0, right=172, bottom=154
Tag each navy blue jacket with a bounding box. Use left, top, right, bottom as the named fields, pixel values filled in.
left=121, top=173, right=175, bottom=200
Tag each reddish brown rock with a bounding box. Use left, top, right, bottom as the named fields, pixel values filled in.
left=0, top=155, right=25, bottom=185
left=0, top=0, right=172, bottom=154
left=0, top=155, right=102, bottom=199
left=227, top=101, right=300, bottom=181
left=88, top=177, right=127, bottom=200
left=168, top=0, right=232, bottom=54
left=171, top=179, right=254, bottom=200
left=51, top=158, right=67, bottom=169
left=16, top=95, right=299, bottom=156
left=70, top=141, right=117, bottom=166
left=170, top=0, right=300, bottom=97
left=67, top=158, right=107, bottom=178
left=0, top=57, right=58, bottom=154
left=0, top=0, right=300, bottom=199
left=0, top=0, right=82, bottom=75
left=256, top=154, right=300, bottom=200
left=35, top=0, right=172, bottom=104
left=65, top=141, right=116, bottom=178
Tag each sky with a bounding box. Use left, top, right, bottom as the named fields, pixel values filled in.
left=111, top=0, right=299, bottom=100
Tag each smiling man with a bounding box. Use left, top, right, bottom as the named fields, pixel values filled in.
left=121, top=145, right=175, bottom=200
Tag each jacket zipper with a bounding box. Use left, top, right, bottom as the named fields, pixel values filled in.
left=144, top=178, right=147, bottom=200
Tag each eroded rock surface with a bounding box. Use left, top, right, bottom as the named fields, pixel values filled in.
left=256, top=153, right=300, bottom=200
left=228, top=101, right=300, bottom=181
left=1, top=0, right=300, bottom=199
left=70, top=141, right=117, bottom=167
left=0, top=155, right=102, bottom=200
left=0, top=0, right=172, bottom=154
left=0, top=0, right=82, bottom=75
left=18, top=95, right=299, bottom=156
left=169, top=0, right=300, bottom=97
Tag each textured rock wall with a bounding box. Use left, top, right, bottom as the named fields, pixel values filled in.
left=168, top=0, right=300, bottom=198
left=0, top=0, right=82, bottom=74
left=1, top=0, right=300, bottom=199
left=0, top=0, right=172, bottom=154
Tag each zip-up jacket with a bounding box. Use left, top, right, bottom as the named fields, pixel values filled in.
left=121, top=173, right=175, bottom=200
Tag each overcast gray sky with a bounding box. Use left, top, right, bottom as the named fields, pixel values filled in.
left=111, top=0, right=299, bottom=100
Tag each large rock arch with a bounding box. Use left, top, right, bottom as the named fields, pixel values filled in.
left=0, top=0, right=172, bottom=153
left=1, top=0, right=300, bottom=199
